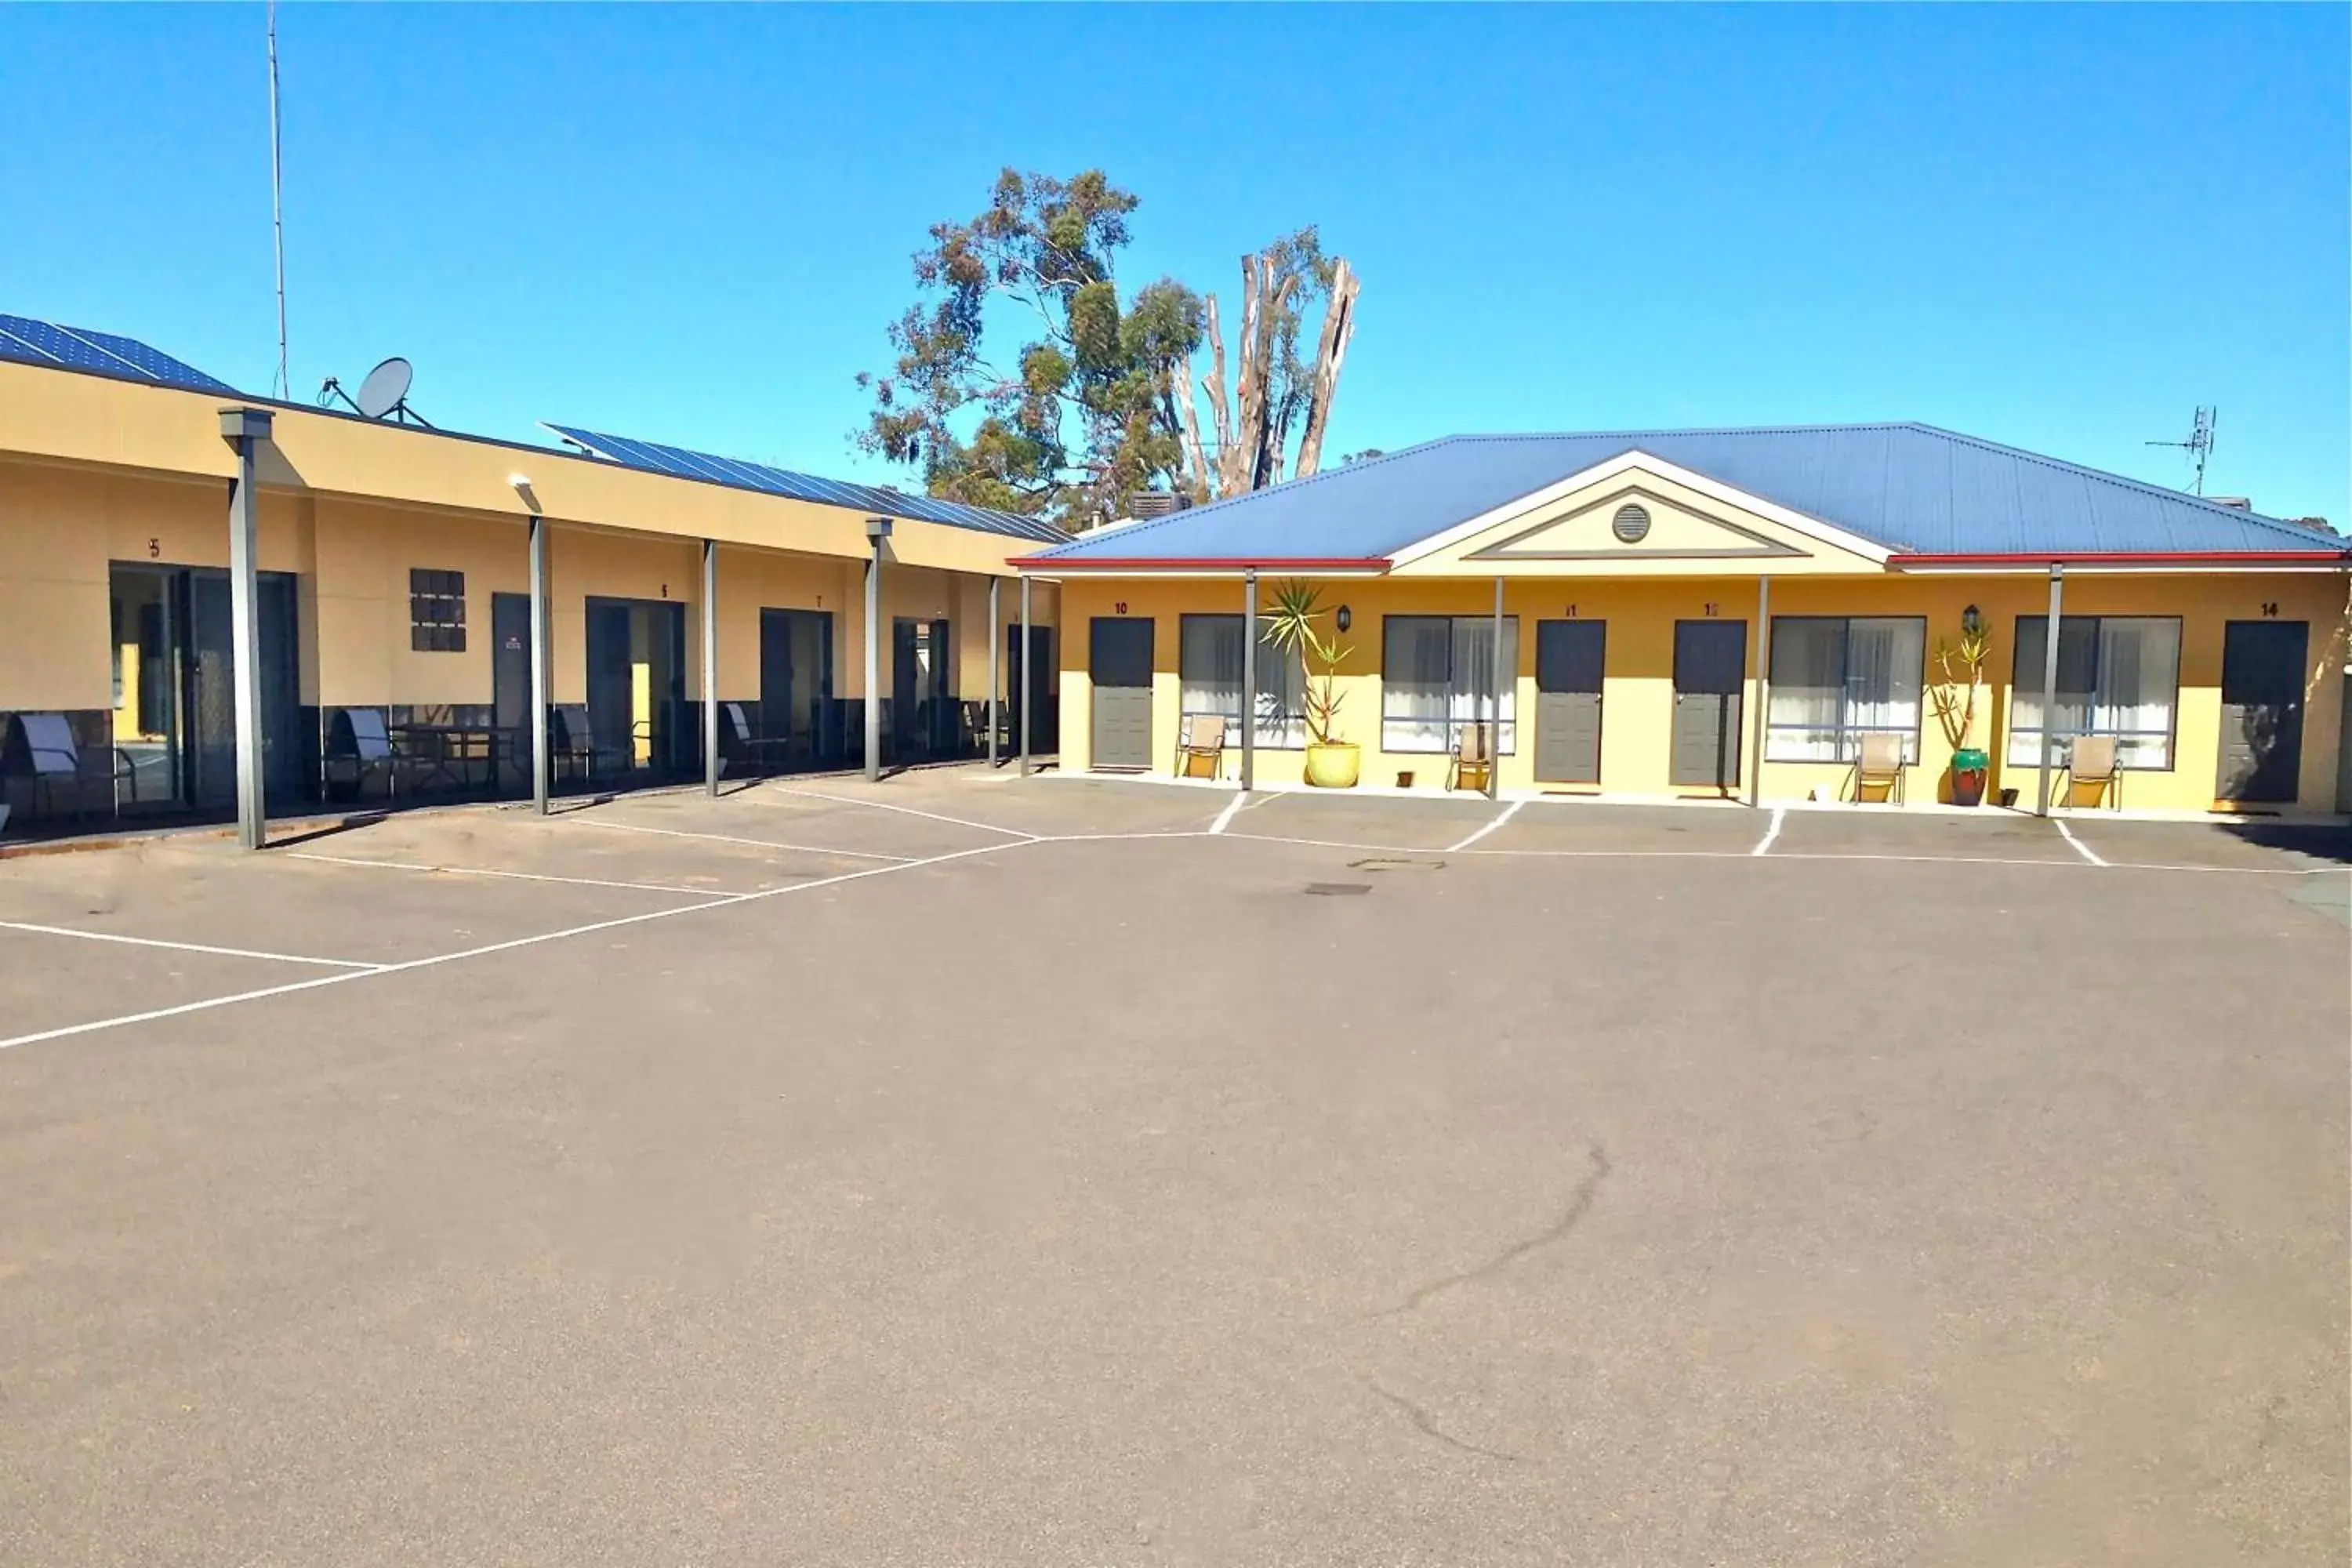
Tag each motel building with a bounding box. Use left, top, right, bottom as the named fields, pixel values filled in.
left=0, top=316, right=1064, bottom=844
left=1016, top=428, right=2352, bottom=816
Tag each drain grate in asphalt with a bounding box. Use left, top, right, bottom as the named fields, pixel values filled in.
left=1303, top=881, right=1373, bottom=896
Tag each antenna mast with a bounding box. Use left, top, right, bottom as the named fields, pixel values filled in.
left=2146, top=406, right=2216, bottom=495
left=268, top=2, right=289, bottom=399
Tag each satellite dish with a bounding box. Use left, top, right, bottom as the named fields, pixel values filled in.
left=355, top=358, right=413, bottom=420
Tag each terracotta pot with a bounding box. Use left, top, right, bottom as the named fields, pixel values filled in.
left=1303, top=742, right=1361, bottom=789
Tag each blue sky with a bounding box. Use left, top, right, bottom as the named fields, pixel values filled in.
left=3, top=4, right=2345, bottom=525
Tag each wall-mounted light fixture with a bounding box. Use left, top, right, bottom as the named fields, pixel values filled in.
left=1961, top=604, right=1984, bottom=637
left=510, top=473, right=540, bottom=514
left=1335, top=604, right=1352, bottom=633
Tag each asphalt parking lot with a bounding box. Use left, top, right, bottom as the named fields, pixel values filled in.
left=2, top=772, right=2346, bottom=1566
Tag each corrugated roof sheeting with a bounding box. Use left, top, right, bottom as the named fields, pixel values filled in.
left=1027, top=423, right=2344, bottom=564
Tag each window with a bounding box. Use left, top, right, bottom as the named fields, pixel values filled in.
left=1766, top=617, right=1926, bottom=762
left=1178, top=615, right=1307, bottom=748
left=409, top=568, right=466, bottom=652
left=1381, top=615, right=1519, bottom=753
left=2009, top=615, right=2180, bottom=769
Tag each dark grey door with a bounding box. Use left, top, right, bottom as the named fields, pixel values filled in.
left=2216, top=620, right=2307, bottom=803
left=492, top=593, right=532, bottom=791
left=1671, top=619, right=1746, bottom=789
left=1089, top=617, right=1154, bottom=771
left=188, top=569, right=302, bottom=808
left=1534, top=620, right=1606, bottom=783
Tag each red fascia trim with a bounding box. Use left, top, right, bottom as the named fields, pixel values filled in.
left=1893, top=550, right=2350, bottom=568
left=1005, top=556, right=1392, bottom=572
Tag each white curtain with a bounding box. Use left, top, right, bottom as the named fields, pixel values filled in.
left=2093, top=618, right=2179, bottom=768
left=1447, top=617, right=1518, bottom=752
left=1253, top=621, right=1308, bottom=749
left=1767, top=619, right=1846, bottom=760
left=2008, top=616, right=2176, bottom=768
left=1845, top=618, right=1923, bottom=760
left=1180, top=615, right=1244, bottom=726
left=1382, top=617, right=1454, bottom=751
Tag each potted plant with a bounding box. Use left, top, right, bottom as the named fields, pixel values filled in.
left=1928, top=607, right=1993, bottom=807
left=1262, top=580, right=1359, bottom=788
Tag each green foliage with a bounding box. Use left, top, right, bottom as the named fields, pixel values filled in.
left=1928, top=612, right=1993, bottom=752
left=855, top=168, right=1206, bottom=531
left=1261, top=580, right=1354, bottom=746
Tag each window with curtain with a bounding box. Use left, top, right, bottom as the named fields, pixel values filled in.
left=1766, top=616, right=1925, bottom=762
left=2009, top=615, right=2180, bottom=769
left=1381, top=615, right=1518, bottom=753
left=1178, top=615, right=1307, bottom=749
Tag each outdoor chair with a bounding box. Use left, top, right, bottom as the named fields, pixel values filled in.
left=720, top=702, right=795, bottom=778
left=3, top=713, right=132, bottom=825
left=550, top=705, right=601, bottom=784
left=324, top=707, right=406, bottom=801
left=1448, top=721, right=1495, bottom=793
left=2066, top=735, right=2120, bottom=808
left=1175, top=714, right=1227, bottom=780
left=1855, top=731, right=1907, bottom=804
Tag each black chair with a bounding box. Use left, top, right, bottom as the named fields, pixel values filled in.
left=719, top=702, right=794, bottom=778
left=3, top=713, right=132, bottom=826
left=550, top=705, right=600, bottom=785
left=324, top=707, right=406, bottom=801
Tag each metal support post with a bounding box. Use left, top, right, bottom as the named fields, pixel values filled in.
left=702, top=539, right=720, bottom=797
left=529, top=514, right=550, bottom=815
left=1241, top=570, right=1258, bottom=792
left=864, top=519, right=890, bottom=784
left=2035, top=564, right=2064, bottom=816
left=218, top=408, right=273, bottom=850
left=1018, top=575, right=1033, bottom=778
left=1488, top=576, right=1505, bottom=801
left=1748, top=575, right=1771, bottom=807
left=987, top=576, right=1001, bottom=768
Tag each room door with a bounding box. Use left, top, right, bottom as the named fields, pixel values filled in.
left=187, top=568, right=303, bottom=808
left=492, top=593, right=532, bottom=791
left=1671, top=619, right=1746, bottom=789
left=2216, top=619, right=2307, bottom=803
left=585, top=597, right=686, bottom=776
left=760, top=608, right=833, bottom=764
left=1534, top=619, right=1606, bottom=784
left=1088, top=617, right=1154, bottom=771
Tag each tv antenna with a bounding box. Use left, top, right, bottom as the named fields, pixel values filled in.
left=2146, top=405, right=2216, bottom=495
left=268, top=2, right=288, bottom=399
left=318, top=357, right=432, bottom=426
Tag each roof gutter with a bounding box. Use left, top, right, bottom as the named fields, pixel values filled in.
left=1893, top=549, right=2351, bottom=574
left=1007, top=556, right=1392, bottom=575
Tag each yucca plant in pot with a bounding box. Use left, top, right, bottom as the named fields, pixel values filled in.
left=1928, top=607, right=1993, bottom=806
left=1262, top=580, right=1359, bottom=788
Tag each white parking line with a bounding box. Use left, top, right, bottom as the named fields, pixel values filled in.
left=2054, top=818, right=2107, bottom=866
left=1208, top=792, right=1251, bottom=835
left=284, top=851, right=743, bottom=898
left=1446, top=799, right=1525, bottom=852
left=0, top=838, right=1032, bottom=1054
left=1751, top=808, right=1788, bottom=857
left=0, top=920, right=383, bottom=970
left=568, top=819, right=913, bottom=861
left=757, top=785, right=1040, bottom=840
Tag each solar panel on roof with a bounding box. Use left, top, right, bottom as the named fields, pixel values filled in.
left=0, top=313, right=239, bottom=394
left=543, top=423, right=1066, bottom=543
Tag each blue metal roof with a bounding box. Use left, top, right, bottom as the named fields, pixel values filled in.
left=1025, top=424, right=2345, bottom=564
left=545, top=424, right=1065, bottom=543
left=0, top=314, right=240, bottom=395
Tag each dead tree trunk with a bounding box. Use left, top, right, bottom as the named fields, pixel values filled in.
left=1292, top=257, right=1359, bottom=481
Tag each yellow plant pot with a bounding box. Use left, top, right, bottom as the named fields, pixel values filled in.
left=1303, top=742, right=1361, bottom=789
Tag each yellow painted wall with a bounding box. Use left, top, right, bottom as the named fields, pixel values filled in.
left=1053, top=572, right=2351, bottom=813
left=2, top=454, right=1062, bottom=731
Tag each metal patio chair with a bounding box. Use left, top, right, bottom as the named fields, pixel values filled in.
left=2065, top=735, right=2120, bottom=809
left=1448, top=721, right=1495, bottom=793
left=1855, top=731, right=1907, bottom=804
left=323, top=707, right=406, bottom=801
left=1175, top=714, right=1227, bottom=780
left=4, top=713, right=132, bottom=825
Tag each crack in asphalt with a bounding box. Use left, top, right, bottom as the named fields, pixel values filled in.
left=1383, top=1143, right=1611, bottom=1316
left=1365, top=1380, right=1530, bottom=1466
